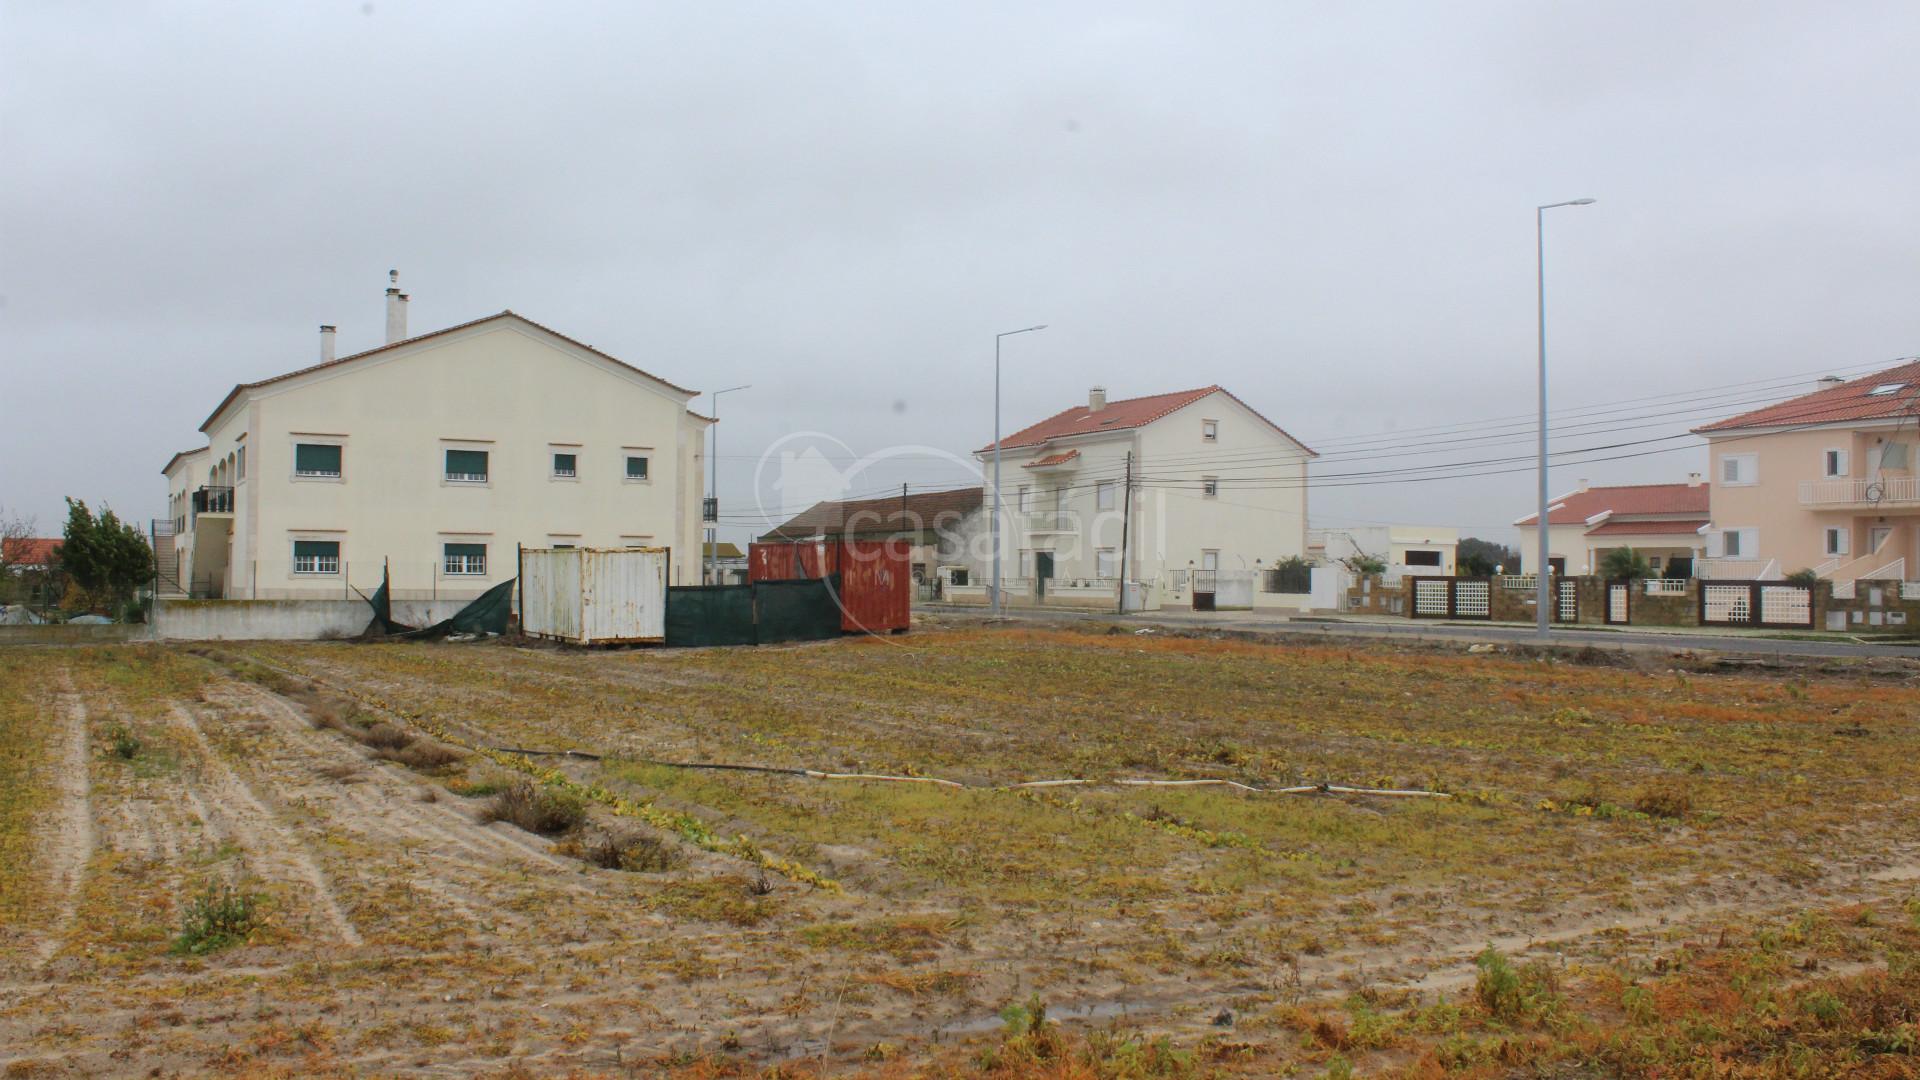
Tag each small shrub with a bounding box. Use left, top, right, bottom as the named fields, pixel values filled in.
left=357, top=723, right=414, bottom=751
left=1474, top=946, right=1524, bottom=1021
left=172, top=883, right=260, bottom=955
left=373, top=739, right=462, bottom=771
left=1801, top=989, right=1845, bottom=1026
left=562, top=829, right=683, bottom=873
left=106, top=724, right=141, bottom=761
left=479, top=780, right=586, bottom=835
left=1632, top=781, right=1691, bottom=820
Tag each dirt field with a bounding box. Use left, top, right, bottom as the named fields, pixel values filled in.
left=4, top=623, right=1920, bottom=1077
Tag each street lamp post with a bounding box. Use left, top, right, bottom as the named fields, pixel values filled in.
left=1536, top=198, right=1596, bottom=638
left=707, top=384, right=750, bottom=586
left=991, top=325, right=1048, bottom=617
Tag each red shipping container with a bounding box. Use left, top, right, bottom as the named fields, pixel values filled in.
left=832, top=539, right=910, bottom=634
left=746, top=539, right=910, bottom=634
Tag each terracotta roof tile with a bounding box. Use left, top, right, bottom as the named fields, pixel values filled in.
left=760, top=486, right=984, bottom=541
left=979, top=386, right=1315, bottom=455
left=1515, top=482, right=1709, bottom=526
left=1023, top=450, right=1080, bottom=468
left=1, top=538, right=61, bottom=568
left=1696, top=360, right=1920, bottom=433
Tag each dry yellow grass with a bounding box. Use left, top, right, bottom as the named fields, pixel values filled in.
left=1, top=627, right=1917, bottom=1077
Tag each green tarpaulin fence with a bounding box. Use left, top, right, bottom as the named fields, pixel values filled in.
left=664, top=575, right=843, bottom=647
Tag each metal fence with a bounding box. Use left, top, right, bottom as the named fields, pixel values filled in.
left=1699, top=580, right=1814, bottom=629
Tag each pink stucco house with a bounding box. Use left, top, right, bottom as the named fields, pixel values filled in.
left=1695, top=361, right=1920, bottom=582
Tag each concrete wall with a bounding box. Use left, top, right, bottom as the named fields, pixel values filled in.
left=152, top=598, right=468, bottom=641
left=0, top=624, right=144, bottom=646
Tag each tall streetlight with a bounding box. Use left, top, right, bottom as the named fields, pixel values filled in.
left=707, top=384, right=750, bottom=586
left=1536, top=198, right=1596, bottom=637
left=991, top=324, right=1048, bottom=617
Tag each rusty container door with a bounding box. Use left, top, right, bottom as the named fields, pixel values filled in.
left=835, top=539, right=911, bottom=633
left=797, top=540, right=839, bottom=580
left=747, top=542, right=799, bottom=582
left=579, top=547, right=668, bottom=644
left=520, top=547, right=585, bottom=644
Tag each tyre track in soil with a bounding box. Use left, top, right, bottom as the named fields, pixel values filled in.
left=204, top=680, right=600, bottom=938
left=25, top=669, right=95, bottom=971
left=164, top=702, right=363, bottom=947
left=215, top=681, right=581, bottom=874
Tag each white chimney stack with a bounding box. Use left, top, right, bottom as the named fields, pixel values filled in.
left=1816, top=375, right=1846, bottom=393
left=384, top=269, right=409, bottom=344
left=1687, top=471, right=1703, bottom=487
left=1089, top=386, right=1107, bottom=412
left=1576, top=478, right=1590, bottom=492
left=319, top=324, right=336, bottom=363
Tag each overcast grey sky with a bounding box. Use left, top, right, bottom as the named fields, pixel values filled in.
left=4, top=2, right=1917, bottom=544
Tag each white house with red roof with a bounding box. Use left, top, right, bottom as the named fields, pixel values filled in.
left=163, top=274, right=710, bottom=600
left=1514, top=478, right=1710, bottom=577
left=1694, top=361, right=1920, bottom=582
left=976, top=385, right=1314, bottom=603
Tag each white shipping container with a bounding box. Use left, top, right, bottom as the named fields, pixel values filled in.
left=519, top=547, right=668, bottom=645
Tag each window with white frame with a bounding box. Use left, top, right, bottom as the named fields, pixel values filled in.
left=625, top=454, right=650, bottom=481
left=444, top=448, right=488, bottom=482
left=292, top=539, right=339, bottom=575
left=443, top=542, right=487, bottom=576
left=1202, top=419, right=1219, bottom=442
left=237, top=447, right=246, bottom=481
left=1826, top=527, right=1850, bottom=557
left=1720, top=528, right=1756, bottom=558
left=294, top=443, right=343, bottom=478
left=552, top=451, right=577, bottom=478
left=1201, top=550, right=1220, bottom=571
left=1201, top=476, right=1219, bottom=497
left=1096, top=547, right=1117, bottom=579
left=1096, top=480, right=1115, bottom=511
left=1017, top=485, right=1030, bottom=512
left=1824, top=449, right=1849, bottom=477
left=1019, top=550, right=1034, bottom=578
left=1882, top=442, right=1910, bottom=470
left=1719, top=453, right=1757, bottom=486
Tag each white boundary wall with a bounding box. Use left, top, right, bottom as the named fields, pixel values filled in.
left=152, top=598, right=462, bottom=641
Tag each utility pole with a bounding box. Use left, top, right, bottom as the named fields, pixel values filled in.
left=1116, top=450, right=1133, bottom=614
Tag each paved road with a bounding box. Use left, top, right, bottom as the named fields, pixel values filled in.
left=926, top=605, right=1920, bottom=660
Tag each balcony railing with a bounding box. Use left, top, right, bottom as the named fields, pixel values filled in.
left=191, top=486, right=234, bottom=516
left=1026, top=509, right=1077, bottom=532
left=1799, top=475, right=1920, bottom=506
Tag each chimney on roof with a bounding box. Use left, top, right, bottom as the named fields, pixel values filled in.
left=1687, top=471, right=1703, bottom=487
left=1577, top=478, right=1590, bottom=492
left=1089, top=386, right=1107, bottom=412
left=319, top=325, right=336, bottom=364
left=1816, top=375, right=1845, bottom=393
left=384, top=269, right=409, bottom=344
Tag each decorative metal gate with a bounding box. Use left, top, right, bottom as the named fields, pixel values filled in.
left=1606, top=581, right=1631, bottom=624
left=1556, top=578, right=1579, bottom=622
left=1409, top=577, right=1492, bottom=620
left=1699, top=581, right=1813, bottom=629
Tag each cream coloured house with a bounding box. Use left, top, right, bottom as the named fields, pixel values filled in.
left=1696, top=361, right=1920, bottom=583
left=163, top=285, right=709, bottom=600
left=1514, top=478, right=1710, bottom=577
left=976, top=385, right=1314, bottom=601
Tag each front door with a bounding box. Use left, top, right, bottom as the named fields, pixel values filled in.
left=1034, top=551, right=1054, bottom=598
left=1870, top=526, right=1894, bottom=554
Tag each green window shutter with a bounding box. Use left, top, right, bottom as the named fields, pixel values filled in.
left=553, top=452, right=577, bottom=475
left=626, top=455, right=649, bottom=479
left=446, top=449, right=489, bottom=479
left=294, top=443, right=342, bottom=475
left=292, top=540, right=339, bottom=559
left=444, top=543, right=486, bottom=558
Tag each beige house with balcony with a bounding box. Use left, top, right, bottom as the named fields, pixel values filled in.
left=976, top=385, right=1314, bottom=604
left=163, top=278, right=709, bottom=600
left=1696, top=362, right=1920, bottom=582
